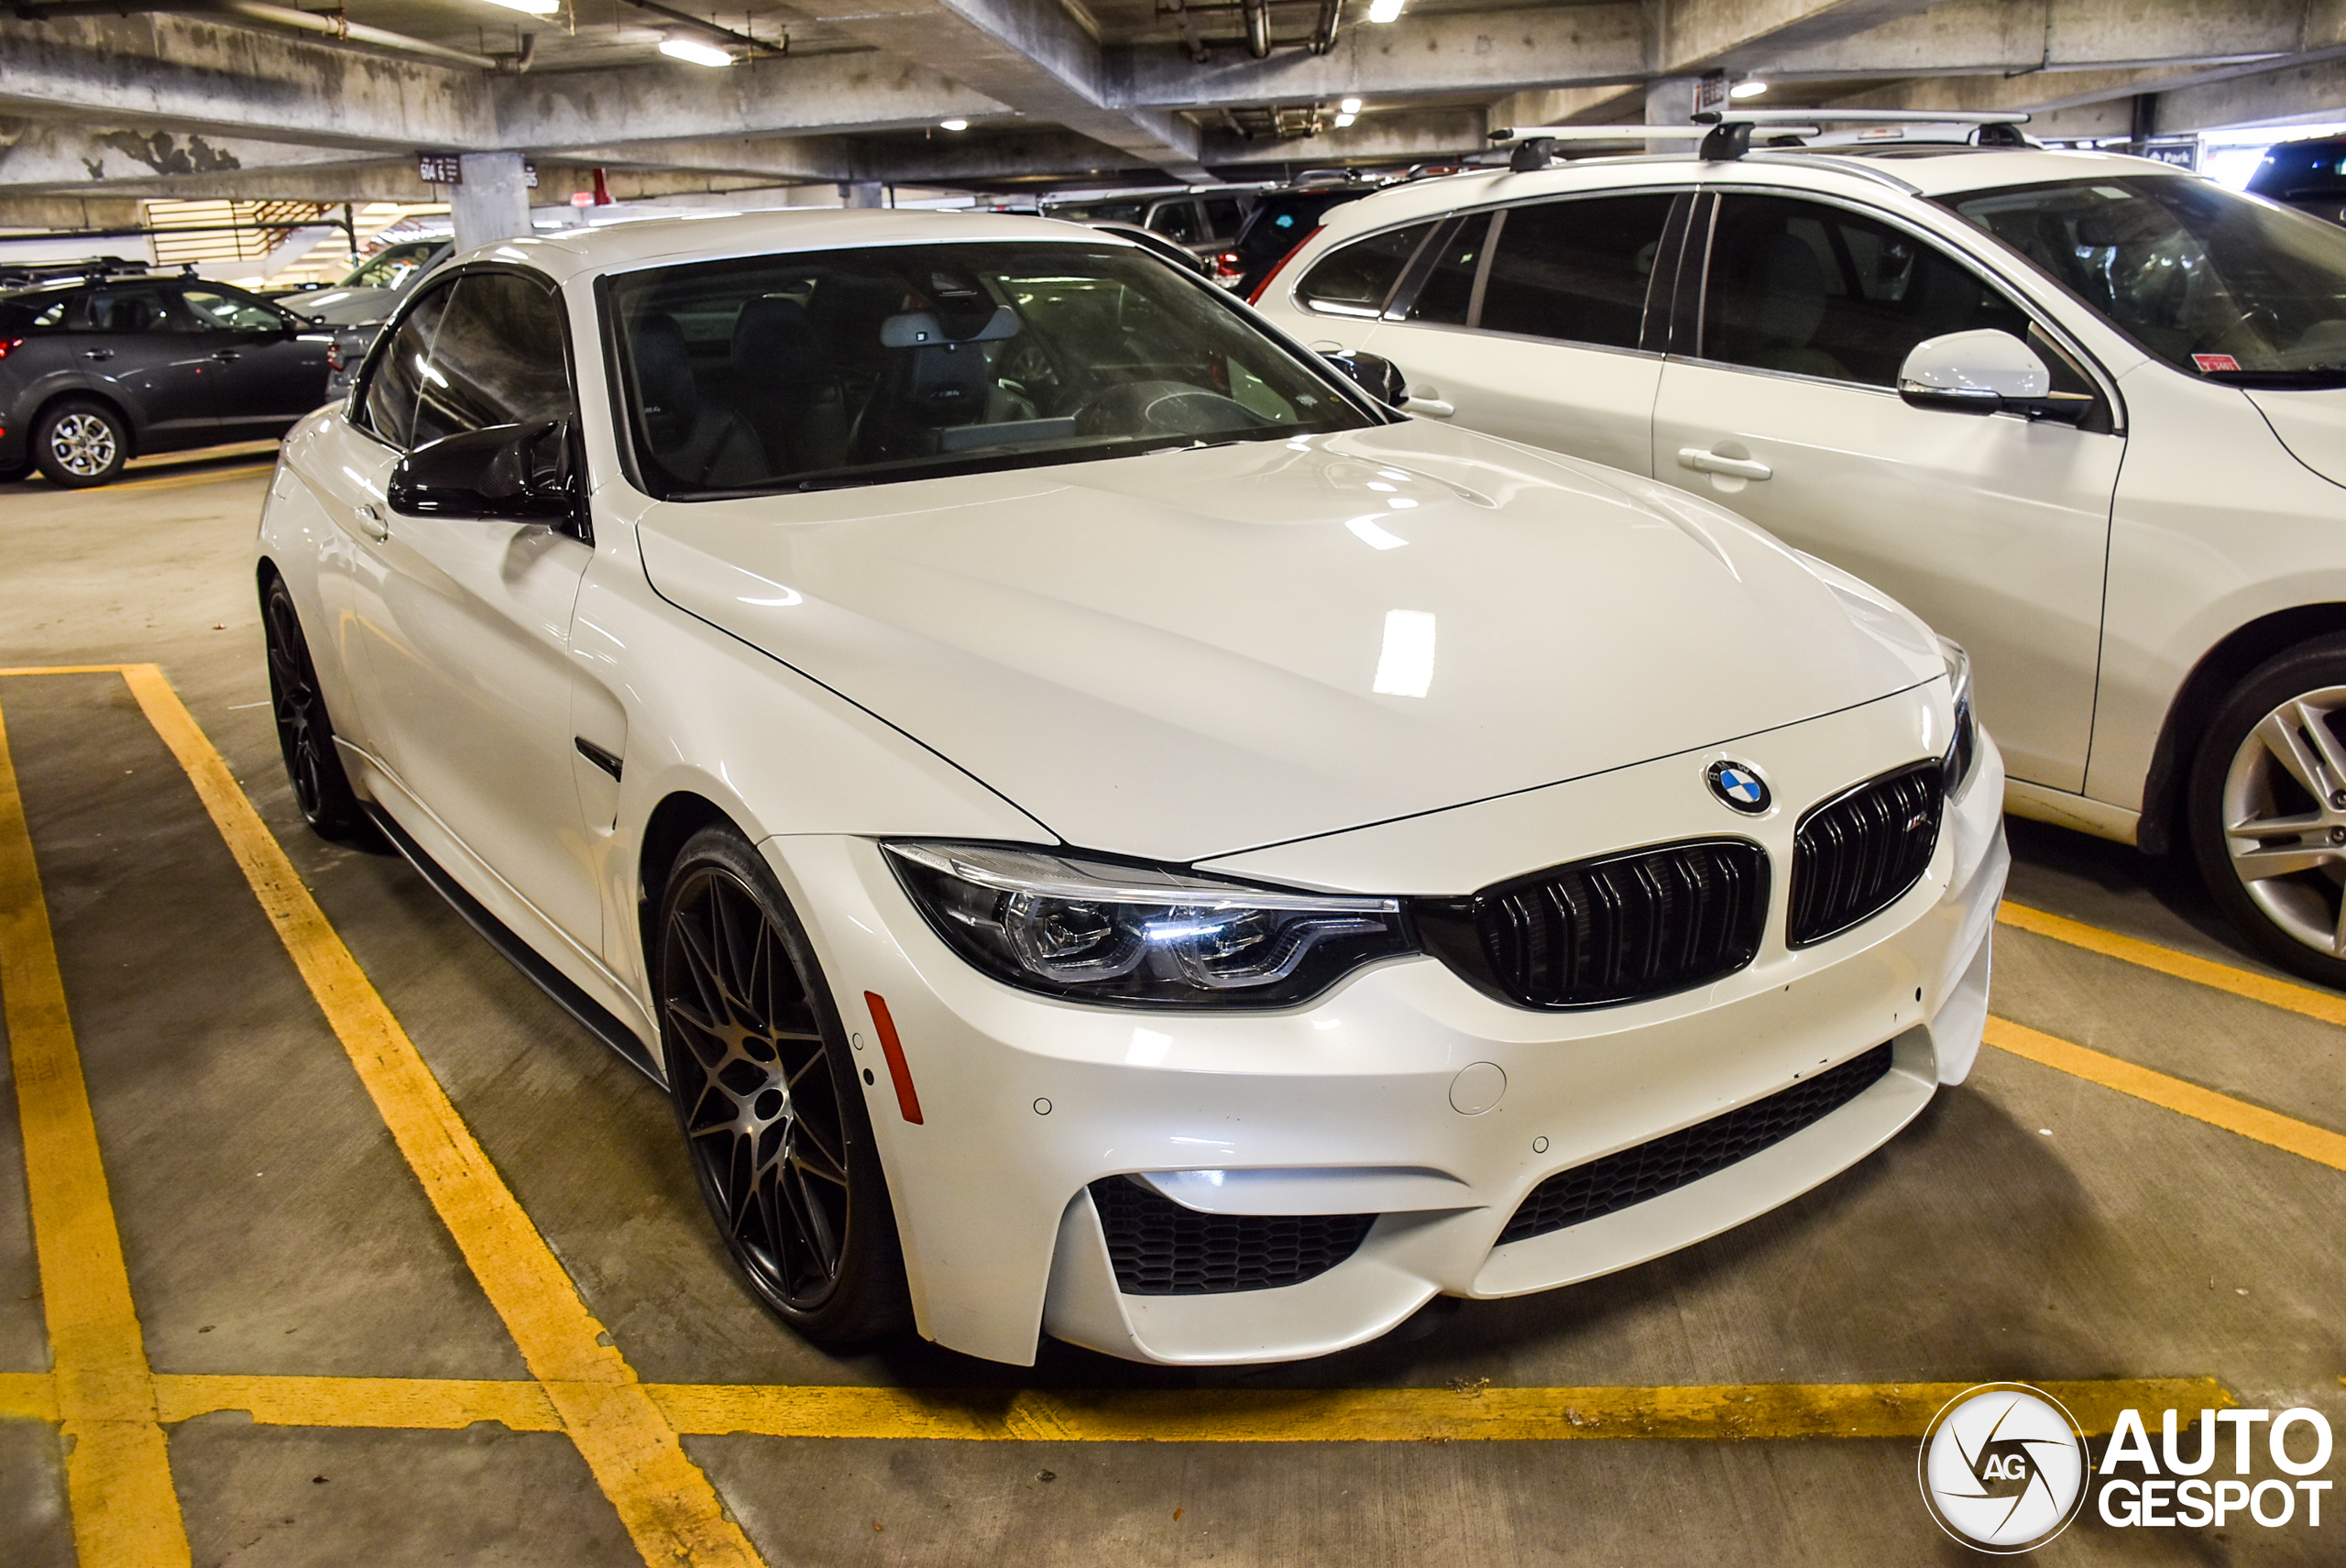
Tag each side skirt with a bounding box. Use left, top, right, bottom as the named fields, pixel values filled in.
left=366, top=804, right=665, bottom=1087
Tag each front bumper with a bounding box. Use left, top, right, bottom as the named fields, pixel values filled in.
left=761, top=690, right=2009, bottom=1366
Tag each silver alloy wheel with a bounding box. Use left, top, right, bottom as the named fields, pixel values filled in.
left=2220, top=683, right=2346, bottom=957
left=47, top=411, right=118, bottom=477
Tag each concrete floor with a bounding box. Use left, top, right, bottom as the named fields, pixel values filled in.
left=0, top=451, right=2341, bottom=1565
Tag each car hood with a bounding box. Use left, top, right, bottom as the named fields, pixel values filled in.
left=293, top=286, right=401, bottom=327
left=2246, top=385, right=2346, bottom=489
left=634, top=422, right=1938, bottom=864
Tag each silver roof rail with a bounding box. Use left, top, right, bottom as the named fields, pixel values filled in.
left=1492, top=109, right=2030, bottom=168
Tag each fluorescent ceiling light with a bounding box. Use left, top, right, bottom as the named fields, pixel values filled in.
left=1365, top=0, right=1403, bottom=22
left=1333, top=112, right=1356, bottom=127
left=940, top=118, right=969, bottom=131
left=1730, top=80, right=1770, bottom=99
left=478, top=0, right=559, bottom=13
left=1340, top=96, right=1362, bottom=115
left=660, top=37, right=733, bottom=67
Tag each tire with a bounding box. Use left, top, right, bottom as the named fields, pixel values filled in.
left=33, top=399, right=128, bottom=488
left=260, top=575, right=367, bottom=839
left=2187, top=633, right=2346, bottom=987
left=654, top=826, right=911, bottom=1347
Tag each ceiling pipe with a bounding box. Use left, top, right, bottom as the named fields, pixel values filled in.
left=14, top=0, right=506, bottom=71
left=1310, top=0, right=1337, bottom=55
left=1240, top=0, right=1268, bottom=60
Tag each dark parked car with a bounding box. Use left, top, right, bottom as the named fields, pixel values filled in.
left=0, top=262, right=332, bottom=487
left=2246, top=135, right=2346, bottom=226
left=1231, top=178, right=1383, bottom=298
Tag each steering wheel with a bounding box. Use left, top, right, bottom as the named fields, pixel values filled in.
left=1073, top=379, right=1262, bottom=439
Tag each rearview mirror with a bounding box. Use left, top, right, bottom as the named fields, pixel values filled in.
left=389, top=420, right=579, bottom=522
left=1320, top=348, right=1408, bottom=409
left=1898, top=329, right=2090, bottom=422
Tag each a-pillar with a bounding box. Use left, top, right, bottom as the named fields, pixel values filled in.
left=450, top=152, right=532, bottom=251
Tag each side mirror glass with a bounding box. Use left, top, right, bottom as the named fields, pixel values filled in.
left=1320, top=348, right=1408, bottom=409
left=389, top=419, right=578, bottom=521
left=1898, top=328, right=2090, bottom=423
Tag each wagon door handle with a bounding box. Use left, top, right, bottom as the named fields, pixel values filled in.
left=213, top=349, right=243, bottom=362
left=81, top=348, right=114, bottom=361
left=354, top=502, right=389, bottom=542
left=1677, top=446, right=1773, bottom=481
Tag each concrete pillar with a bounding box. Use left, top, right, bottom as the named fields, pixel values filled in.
left=839, top=181, right=885, bottom=209
left=450, top=152, right=532, bottom=250
left=1644, top=76, right=1698, bottom=154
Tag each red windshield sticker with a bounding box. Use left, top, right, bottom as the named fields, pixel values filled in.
left=2193, top=353, right=2242, bottom=373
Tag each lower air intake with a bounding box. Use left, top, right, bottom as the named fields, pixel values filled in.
left=1496, top=1041, right=1895, bottom=1245
left=1089, top=1179, right=1376, bottom=1295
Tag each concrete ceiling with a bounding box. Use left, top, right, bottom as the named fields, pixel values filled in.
left=5, top=0, right=2346, bottom=225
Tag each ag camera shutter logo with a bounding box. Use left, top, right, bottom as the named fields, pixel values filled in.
left=1918, top=1383, right=2088, bottom=1552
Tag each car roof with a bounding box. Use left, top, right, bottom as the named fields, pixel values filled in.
left=450, top=208, right=1132, bottom=287
left=1299, top=144, right=2195, bottom=243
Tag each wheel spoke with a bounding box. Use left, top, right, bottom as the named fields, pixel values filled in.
left=2293, top=698, right=2346, bottom=795
left=2231, top=843, right=2340, bottom=881
left=2254, top=710, right=2330, bottom=801
left=2229, top=810, right=2324, bottom=839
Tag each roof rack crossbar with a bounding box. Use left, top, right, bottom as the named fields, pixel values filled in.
left=1692, top=108, right=2030, bottom=126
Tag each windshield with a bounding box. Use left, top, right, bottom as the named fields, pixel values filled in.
left=1048, top=200, right=1150, bottom=225
left=343, top=243, right=439, bottom=291
left=607, top=240, right=1376, bottom=497
left=1946, top=175, right=2346, bottom=388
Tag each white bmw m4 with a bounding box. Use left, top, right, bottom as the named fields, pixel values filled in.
left=255, top=210, right=2008, bottom=1366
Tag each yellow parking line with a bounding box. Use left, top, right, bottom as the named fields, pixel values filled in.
left=0, top=1370, right=60, bottom=1420
left=1, top=1370, right=2231, bottom=1443
left=152, top=1373, right=562, bottom=1431
left=0, top=704, right=193, bottom=1567
left=100, top=465, right=276, bottom=496
left=1987, top=1016, right=2346, bottom=1171
left=1999, top=902, right=2346, bottom=1029
left=113, top=665, right=763, bottom=1568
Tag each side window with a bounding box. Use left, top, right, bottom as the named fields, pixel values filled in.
left=180, top=288, right=287, bottom=333
left=1296, top=221, right=1437, bottom=317
left=1477, top=193, right=1675, bottom=350
left=1701, top=195, right=2045, bottom=388
left=410, top=271, right=574, bottom=450
left=1408, top=214, right=1493, bottom=327
left=359, top=282, right=455, bottom=450
left=79, top=286, right=174, bottom=334
left=1150, top=200, right=1203, bottom=245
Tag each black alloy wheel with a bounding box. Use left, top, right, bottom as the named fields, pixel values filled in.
left=261, top=575, right=367, bottom=839
left=2189, top=633, right=2346, bottom=989
left=656, top=826, right=910, bottom=1345
left=33, top=398, right=128, bottom=488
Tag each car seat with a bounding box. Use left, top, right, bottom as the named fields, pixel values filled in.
left=1722, top=232, right=1849, bottom=381
left=632, top=313, right=762, bottom=488
left=729, top=296, right=849, bottom=476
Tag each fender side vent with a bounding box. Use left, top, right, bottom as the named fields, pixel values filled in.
left=1088, top=1179, right=1374, bottom=1296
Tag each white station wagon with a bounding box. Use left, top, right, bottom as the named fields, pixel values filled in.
left=257, top=211, right=2003, bottom=1365
left=1255, top=136, right=2346, bottom=987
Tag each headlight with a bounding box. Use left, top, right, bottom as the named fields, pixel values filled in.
left=1939, top=635, right=1979, bottom=799
left=885, top=841, right=1415, bottom=1008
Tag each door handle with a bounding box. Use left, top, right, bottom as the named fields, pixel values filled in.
left=1402, top=396, right=1455, bottom=418
left=1677, top=446, right=1773, bottom=481
left=81, top=348, right=114, bottom=361
left=213, top=349, right=243, bottom=362
left=354, top=503, right=389, bottom=542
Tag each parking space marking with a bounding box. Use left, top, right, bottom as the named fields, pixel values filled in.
left=1999, top=901, right=2346, bottom=1029
left=0, top=1370, right=2231, bottom=1443
left=102, top=664, right=766, bottom=1568
left=0, top=1370, right=59, bottom=1420
left=1987, top=1016, right=2346, bottom=1171
left=0, top=703, right=194, bottom=1567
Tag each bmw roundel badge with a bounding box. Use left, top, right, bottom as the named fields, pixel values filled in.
left=1706, top=760, right=1770, bottom=814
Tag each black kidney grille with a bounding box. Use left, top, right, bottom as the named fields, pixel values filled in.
left=1089, top=1179, right=1376, bottom=1296
left=1420, top=839, right=1768, bottom=1010
left=1788, top=762, right=1944, bottom=947
left=1497, top=1041, right=1894, bottom=1246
